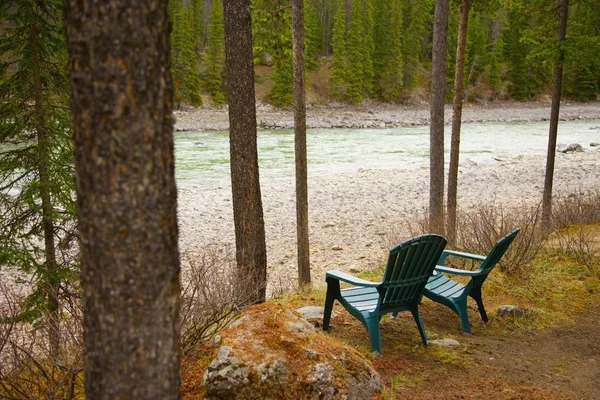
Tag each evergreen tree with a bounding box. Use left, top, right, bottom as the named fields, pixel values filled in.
left=170, top=0, right=202, bottom=106
left=402, top=0, right=433, bottom=89
left=373, top=0, right=404, bottom=101
left=345, top=0, right=368, bottom=102
left=252, top=0, right=294, bottom=107
left=563, top=0, right=600, bottom=100
left=503, top=3, right=551, bottom=100
left=64, top=0, right=181, bottom=394
left=329, top=0, right=348, bottom=97
left=190, top=0, right=205, bottom=53
left=205, top=0, right=226, bottom=105
left=304, top=0, right=321, bottom=70
left=0, top=0, right=77, bottom=353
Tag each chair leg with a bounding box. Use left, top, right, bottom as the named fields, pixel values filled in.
left=365, top=317, right=382, bottom=354
left=455, top=298, right=472, bottom=334
left=323, top=278, right=340, bottom=331
left=410, top=307, right=428, bottom=345
left=470, top=288, right=488, bottom=323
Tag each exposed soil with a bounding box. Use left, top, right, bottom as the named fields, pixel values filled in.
left=323, top=298, right=600, bottom=399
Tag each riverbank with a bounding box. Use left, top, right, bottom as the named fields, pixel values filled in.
left=174, top=100, right=600, bottom=131
left=178, top=148, right=600, bottom=293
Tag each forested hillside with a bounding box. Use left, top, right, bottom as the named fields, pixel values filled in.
left=170, top=0, right=600, bottom=107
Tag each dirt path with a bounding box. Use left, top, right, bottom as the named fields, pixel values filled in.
left=325, top=299, right=600, bottom=399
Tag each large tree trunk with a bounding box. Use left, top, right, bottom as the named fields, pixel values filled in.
left=447, top=0, right=469, bottom=245
left=429, top=0, right=450, bottom=235
left=292, top=0, right=311, bottom=287
left=63, top=1, right=181, bottom=398
left=542, top=0, right=569, bottom=232
left=223, top=0, right=268, bottom=304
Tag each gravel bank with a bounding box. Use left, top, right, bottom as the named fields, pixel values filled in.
left=174, top=101, right=600, bottom=131
left=177, top=106, right=600, bottom=293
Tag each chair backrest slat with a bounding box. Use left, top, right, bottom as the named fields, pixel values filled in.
left=473, top=228, right=520, bottom=288
left=380, top=234, right=447, bottom=306
left=479, top=228, right=520, bottom=272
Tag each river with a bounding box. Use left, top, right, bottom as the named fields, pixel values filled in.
left=174, top=119, right=600, bottom=188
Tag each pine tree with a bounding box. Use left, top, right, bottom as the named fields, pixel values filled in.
left=0, top=0, right=77, bottom=354
left=563, top=0, right=600, bottom=100
left=64, top=0, right=181, bottom=394
left=205, top=0, right=226, bottom=105
left=329, top=0, right=348, bottom=98
left=402, top=0, right=433, bottom=89
left=170, top=0, right=202, bottom=106
left=373, top=0, right=403, bottom=100
left=252, top=0, right=294, bottom=107
left=304, top=0, right=321, bottom=70
left=190, top=0, right=205, bottom=53
left=346, top=0, right=367, bottom=102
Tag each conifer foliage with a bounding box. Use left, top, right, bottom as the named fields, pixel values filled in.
left=205, top=0, right=226, bottom=105
left=163, top=0, right=600, bottom=107
left=0, top=0, right=76, bottom=350
left=170, top=0, right=202, bottom=107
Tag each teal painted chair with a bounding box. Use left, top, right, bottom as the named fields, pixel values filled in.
left=322, top=234, right=447, bottom=353
left=423, top=228, right=520, bottom=333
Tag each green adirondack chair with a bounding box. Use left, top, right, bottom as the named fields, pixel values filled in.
left=423, top=228, right=520, bottom=334
left=322, top=234, right=447, bottom=353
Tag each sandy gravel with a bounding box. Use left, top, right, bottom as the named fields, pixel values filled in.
left=174, top=101, right=600, bottom=131
left=176, top=101, right=600, bottom=293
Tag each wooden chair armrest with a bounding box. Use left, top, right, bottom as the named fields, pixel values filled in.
left=325, top=270, right=381, bottom=287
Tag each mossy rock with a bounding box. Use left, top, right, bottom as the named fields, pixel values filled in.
left=201, top=303, right=383, bottom=399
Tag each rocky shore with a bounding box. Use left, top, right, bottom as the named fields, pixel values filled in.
left=174, top=101, right=600, bottom=131
left=175, top=101, right=600, bottom=293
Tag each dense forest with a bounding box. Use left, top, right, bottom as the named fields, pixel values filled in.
left=170, top=0, right=600, bottom=107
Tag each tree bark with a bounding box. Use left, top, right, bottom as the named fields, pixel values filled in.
left=292, top=0, right=311, bottom=287
left=447, top=0, right=469, bottom=245
left=429, top=0, right=450, bottom=235
left=63, top=1, right=181, bottom=398
left=542, top=0, right=569, bottom=232
left=223, top=0, right=268, bottom=304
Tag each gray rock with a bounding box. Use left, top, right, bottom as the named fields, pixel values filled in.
left=203, top=305, right=382, bottom=399
left=287, top=320, right=316, bottom=334
left=296, top=306, right=327, bottom=321
left=204, top=347, right=251, bottom=398
left=497, top=304, right=526, bottom=317
left=304, top=348, right=319, bottom=360
left=429, top=338, right=461, bottom=347
left=257, top=360, right=288, bottom=383
left=307, top=363, right=336, bottom=399
left=590, top=142, right=600, bottom=147
left=559, top=143, right=584, bottom=153
left=331, top=245, right=343, bottom=251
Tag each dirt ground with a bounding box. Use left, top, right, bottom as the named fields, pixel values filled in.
left=323, top=298, right=600, bottom=399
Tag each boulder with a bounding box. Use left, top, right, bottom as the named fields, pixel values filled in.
left=590, top=142, right=600, bottom=147
left=203, top=303, right=383, bottom=399
left=429, top=338, right=461, bottom=347
left=558, top=143, right=584, bottom=153
left=497, top=305, right=526, bottom=317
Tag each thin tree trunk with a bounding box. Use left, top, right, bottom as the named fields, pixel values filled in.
left=64, top=1, right=181, bottom=398
left=429, top=0, right=450, bottom=235
left=447, top=0, right=469, bottom=245
left=31, top=24, right=60, bottom=358
left=292, top=0, right=311, bottom=287
left=223, top=0, right=268, bottom=304
left=542, top=0, right=569, bottom=232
